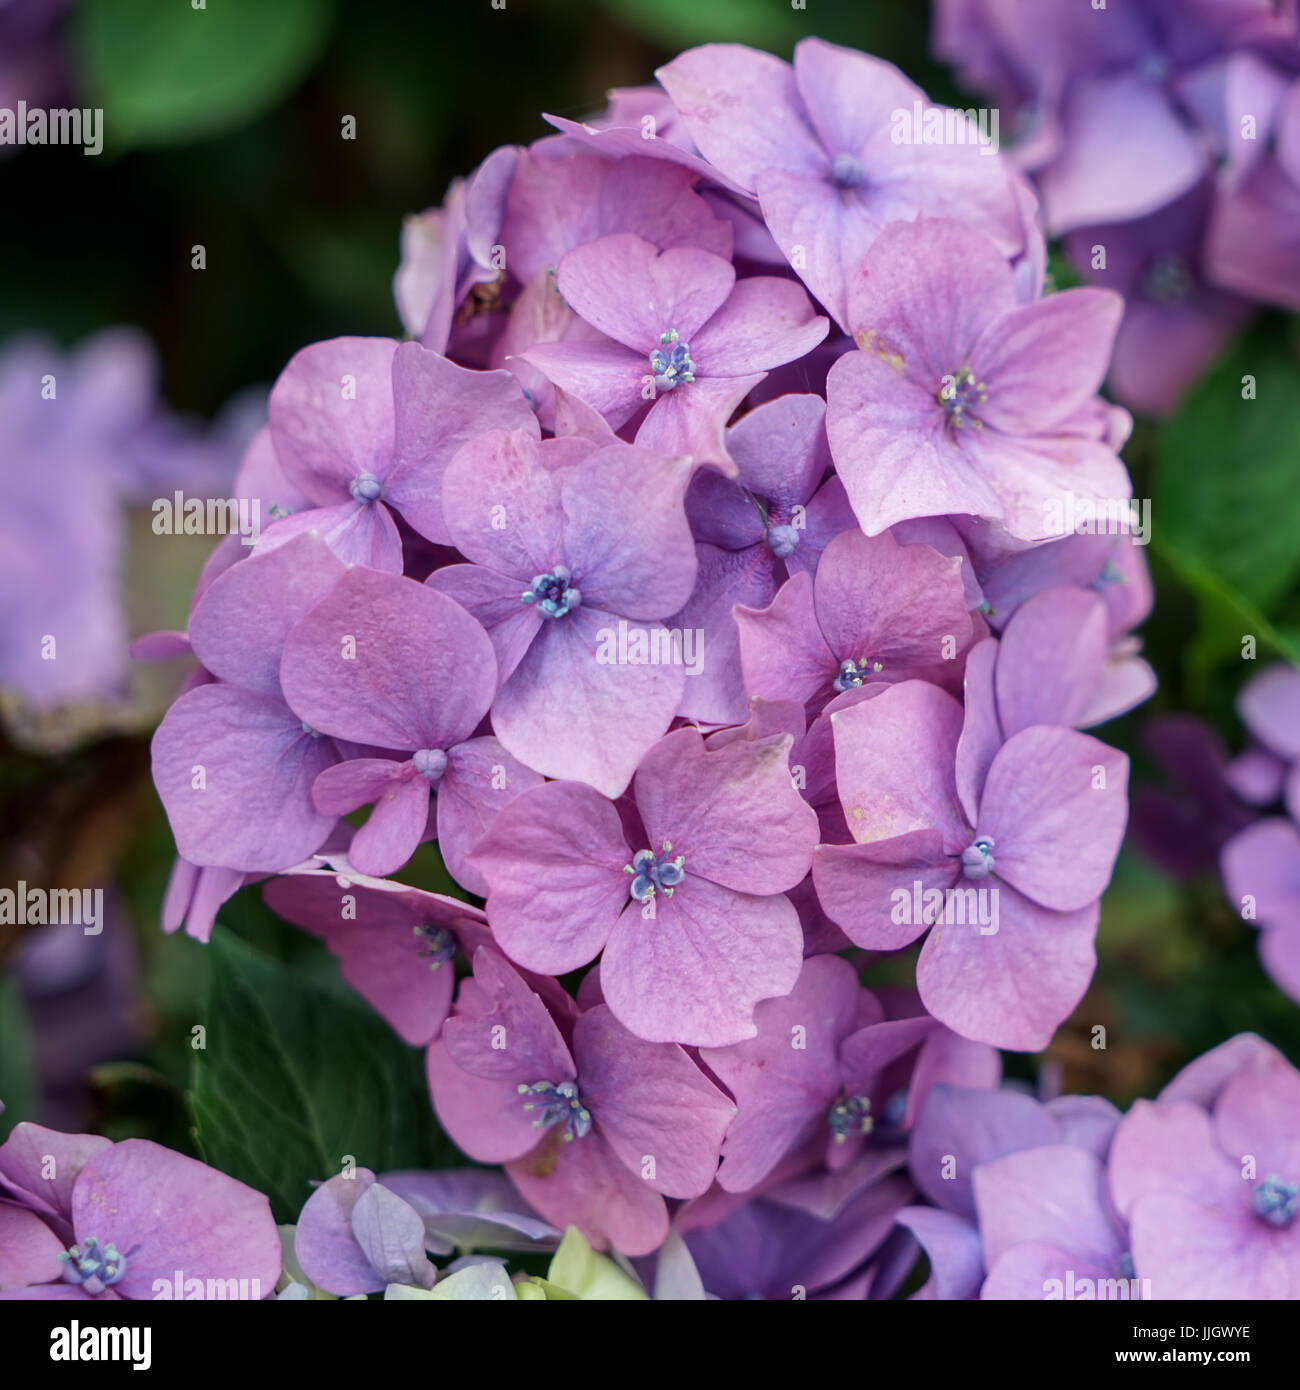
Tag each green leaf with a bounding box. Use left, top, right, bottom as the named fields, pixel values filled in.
left=1150, top=536, right=1300, bottom=675
left=76, top=0, right=337, bottom=150
left=190, top=926, right=447, bottom=1222
left=0, top=976, right=37, bottom=1141
left=598, top=0, right=802, bottom=49
left=87, top=1062, right=199, bottom=1153
left=1153, top=330, right=1300, bottom=669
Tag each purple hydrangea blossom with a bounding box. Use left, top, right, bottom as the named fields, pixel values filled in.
left=677, top=1168, right=915, bottom=1301
left=501, top=147, right=733, bottom=292
left=291, top=1163, right=560, bottom=1297
left=427, top=948, right=733, bottom=1256
left=933, top=0, right=1296, bottom=235
left=541, top=89, right=752, bottom=200
left=1132, top=714, right=1260, bottom=882
left=278, top=566, right=543, bottom=880
left=733, top=526, right=977, bottom=717
left=964, top=586, right=1155, bottom=736
left=262, top=867, right=492, bottom=1045
left=901, top=1081, right=1121, bottom=1300
left=812, top=680, right=1129, bottom=1049
left=156, top=825, right=355, bottom=945
left=491, top=148, right=737, bottom=429
left=700, top=955, right=984, bottom=1194
left=264, top=336, right=537, bottom=562
left=1065, top=182, right=1254, bottom=416
left=1206, top=67, right=1300, bottom=313
left=0, top=1126, right=279, bottom=1300
left=1109, top=1045, right=1300, bottom=1298
left=974, top=1144, right=1132, bottom=1300
left=703, top=690, right=868, bottom=868
left=933, top=2, right=1300, bottom=406
left=469, top=727, right=817, bottom=1045
left=394, top=146, right=520, bottom=353
left=1222, top=819, right=1300, bottom=1003
left=1227, top=663, right=1300, bottom=817
left=971, top=525, right=1152, bottom=641
left=293, top=1169, right=437, bottom=1297
left=518, top=232, right=828, bottom=470
left=825, top=217, right=1130, bottom=543
left=669, top=392, right=854, bottom=726
left=425, top=427, right=698, bottom=796
left=160, top=861, right=252, bottom=945
left=1212, top=664, right=1300, bottom=999
left=150, top=532, right=347, bottom=872
left=656, top=39, right=1028, bottom=329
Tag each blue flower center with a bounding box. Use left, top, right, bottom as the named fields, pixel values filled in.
left=1140, top=52, right=1170, bottom=84
left=765, top=523, right=800, bottom=559
left=1253, top=1175, right=1299, bottom=1227
left=412, top=923, right=456, bottom=971
left=413, top=747, right=448, bottom=782
left=832, top=656, right=882, bottom=692
left=300, top=721, right=323, bottom=738
left=517, top=1080, right=591, bottom=1141
left=1117, top=1251, right=1136, bottom=1280
left=1142, top=254, right=1191, bottom=307
left=521, top=565, right=581, bottom=618
left=349, top=471, right=384, bottom=503
left=649, top=330, right=695, bottom=390
left=939, top=366, right=987, bottom=429
left=828, top=1094, right=874, bottom=1143
left=830, top=152, right=865, bottom=188
left=1091, top=559, right=1126, bottom=591
left=624, top=842, right=686, bottom=901
left=59, top=1236, right=129, bottom=1294
left=961, top=836, right=996, bottom=880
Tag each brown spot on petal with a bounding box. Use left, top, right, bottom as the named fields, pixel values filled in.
left=853, top=328, right=905, bottom=373
left=520, top=1126, right=566, bottom=1178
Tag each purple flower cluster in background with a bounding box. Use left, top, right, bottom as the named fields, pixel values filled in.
left=1132, top=662, right=1300, bottom=1004
left=1136, top=662, right=1300, bottom=1006
left=935, top=0, right=1300, bottom=414
left=0, top=328, right=248, bottom=733
left=903, top=1032, right=1300, bottom=1300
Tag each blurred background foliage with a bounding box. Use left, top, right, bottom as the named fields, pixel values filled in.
left=1, top=0, right=1298, bottom=1167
